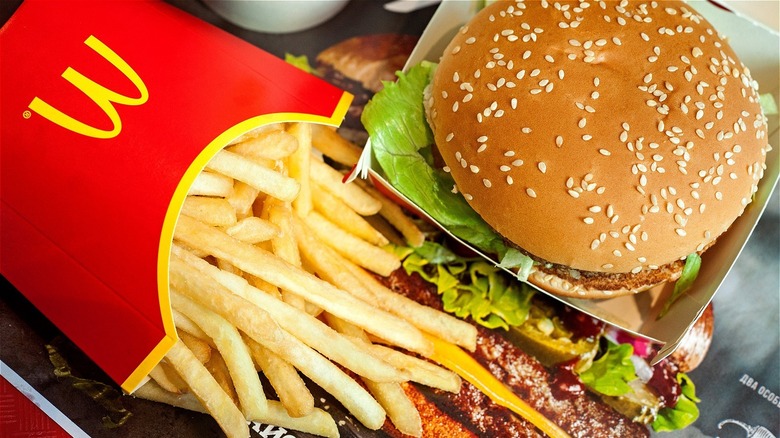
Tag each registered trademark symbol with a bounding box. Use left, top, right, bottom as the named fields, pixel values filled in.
left=23, top=110, right=31, bottom=119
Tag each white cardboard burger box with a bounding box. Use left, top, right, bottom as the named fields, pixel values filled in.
left=354, top=0, right=780, bottom=364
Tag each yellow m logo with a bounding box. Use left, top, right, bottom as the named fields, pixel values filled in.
left=28, top=35, right=148, bottom=139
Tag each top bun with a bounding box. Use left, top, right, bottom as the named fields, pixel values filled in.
left=428, top=0, right=769, bottom=275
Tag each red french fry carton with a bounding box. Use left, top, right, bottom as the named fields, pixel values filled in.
left=0, top=0, right=351, bottom=393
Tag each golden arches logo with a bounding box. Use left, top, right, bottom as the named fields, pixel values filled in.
left=28, top=35, right=148, bottom=139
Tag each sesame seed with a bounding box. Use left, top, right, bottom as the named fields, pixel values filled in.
left=675, top=228, right=687, bottom=236
left=512, top=159, right=524, bottom=166
left=483, top=178, right=492, bottom=188
left=568, top=189, right=580, bottom=198
left=506, top=176, right=514, bottom=185
left=583, top=217, right=594, bottom=224
left=470, top=165, right=479, bottom=173
left=500, top=165, right=511, bottom=172
left=464, top=193, right=473, bottom=201
left=578, top=118, right=587, bottom=128
left=582, top=134, right=592, bottom=141
left=599, top=149, right=611, bottom=156
left=545, top=55, right=555, bottom=63
left=556, top=136, right=564, bottom=147
left=591, top=240, right=600, bottom=250
left=526, top=188, right=537, bottom=198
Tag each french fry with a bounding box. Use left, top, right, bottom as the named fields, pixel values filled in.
left=216, top=258, right=243, bottom=276
left=188, top=171, right=234, bottom=197
left=286, top=122, right=312, bottom=215
left=173, top=215, right=433, bottom=356
left=244, top=334, right=314, bottom=418
left=178, top=330, right=213, bottom=363
left=226, top=181, right=261, bottom=220
left=303, top=211, right=400, bottom=276
left=204, top=349, right=239, bottom=406
left=311, top=124, right=362, bottom=166
left=206, top=149, right=299, bottom=202
left=324, top=314, right=422, bottom=437
left=309, top=157, right=381, bottom=215
left=180, top=196, right=237, bottom=228
left=340, top=257, right=478, bottom=352
left=365, top=379, right=422, bottom=437
left=168, top=255, right=388, bottom=430
left=362, top=342, right=462, bottom=393
left=227, top=123, right=285, bottom=146
left=312, top=181, right=389, bottom=246
left=227, top=128, right=298, bottom=161
left=264, top=199, right=307, bottom=311
left=148, top=362, right=187, bottom=394
left=357, top=180, right=426, bottom=248
left=224, top=216, right=280, bottom=244
left=172, top=244, right=406, bottom=384
left=133, top=380, right=339, bottom=438
left=172, top=309, right=211, bottom=345
left=171, top=291, right=268, bottom=420
left=163, top=341, right=248, bottom=438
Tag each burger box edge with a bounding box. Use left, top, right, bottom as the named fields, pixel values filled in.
left=354, top=0, right=780, bottom=362
left=0, top=0, right=352, bottom=393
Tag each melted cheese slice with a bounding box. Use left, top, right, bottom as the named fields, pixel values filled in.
left=425, top=334, right=571, bottom=438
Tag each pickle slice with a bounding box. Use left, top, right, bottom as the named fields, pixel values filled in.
left=505, top=301, right=598, bottom=371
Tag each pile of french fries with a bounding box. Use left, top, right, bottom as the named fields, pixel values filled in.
left=132, top=122, right=479, bottom=438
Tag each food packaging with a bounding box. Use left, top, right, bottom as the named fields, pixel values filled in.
left=354, top=0, right=780, bottom=363
left=0, top=0, right=351, bottom=393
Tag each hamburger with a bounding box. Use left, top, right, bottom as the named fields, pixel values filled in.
left=315, top=33, right=419, bottom=145
left=362, top=0, right=771, bottom=298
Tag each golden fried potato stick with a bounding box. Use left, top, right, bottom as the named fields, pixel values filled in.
left=224, top=216, right=280, bottom=244
left=309, top=157, right=381, bottom=215
left=263, top=199, right=307, bottom=311
left=303, top=210, right=400, bottom=276
left=178, top=330, right=213, bottom=363
left=243, top=334, right=314, bottom=418
left=171, top=291, right=268, bottom=420
left=163, top=341, right=248, bottom=438
left=286, top=122, right=312, bottom=215
left=356, top=180, right=426, bottom=248
left=340, top=257, right=478, bottom=352
left=181, top=196, right=237, bottom=228
left=172, top=309, right=212, bottom=346
left=311, top=181, right=389, bottom=246
left=172, top=244, right=406, bottom=384
left=311, top=124, right=362, bottom=166
left=173, top=214, right=432, bottom=356
left=188, top=171, right=234, bottom=197
left=228, top=128, right=298, bottom=161
left=168, top=254, right=388, bottom=430
left=226, top=181, right=261, bottom=220
left=207, top=149, right=299, bottom=202
left=133, top=380, right=339, bottom=438
left=325, top=314, right=422, bottom=437
left=148, top=362, right=187, bottom=394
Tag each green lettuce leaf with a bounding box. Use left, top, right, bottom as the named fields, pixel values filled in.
left=578, top=341, right=638, bottom=396
left=659, top=253, right=702, bottom=318
left=362, top=62, right=534, bottom=275
left=284, top=53, right=318, bottom=75
left=401, top=241, right=535, bottom=330
left=652, top=373, right=701, bottom=432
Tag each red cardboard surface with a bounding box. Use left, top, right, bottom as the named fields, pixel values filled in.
left=0, top=0, right=350, bottom=392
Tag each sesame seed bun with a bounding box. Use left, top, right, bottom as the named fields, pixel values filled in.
left=427, top=0, right=769, bottom=297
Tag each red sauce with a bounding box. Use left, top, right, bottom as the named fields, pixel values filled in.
left=560, top=305, right=605, bottom=340
left=647, top=359, right=681, bottom=408
left=551, top=358, right=586, bottom=400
